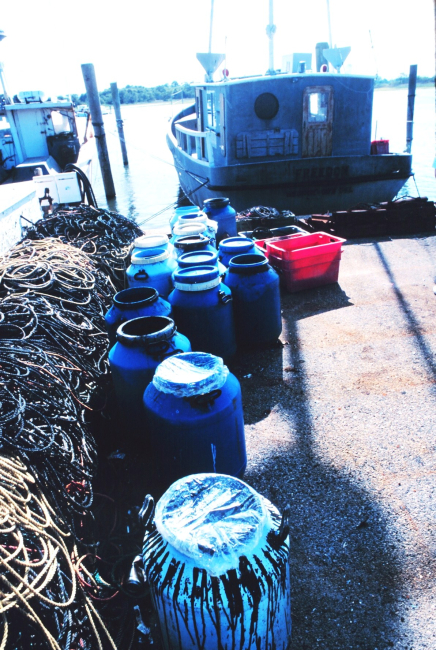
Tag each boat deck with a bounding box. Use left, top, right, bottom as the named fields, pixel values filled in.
left=229, top=231, right=436, bottom=649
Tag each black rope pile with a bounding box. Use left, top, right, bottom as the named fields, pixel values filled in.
left=23, top=205, right=143, bottom=290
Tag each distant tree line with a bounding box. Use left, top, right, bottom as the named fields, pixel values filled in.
left=72, top=81, right=195, bottom=106
left=375, top=74, right=434, bottom=88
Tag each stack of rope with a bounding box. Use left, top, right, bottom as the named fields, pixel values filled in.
left=0, top=207, right=145, bottom=648
left=0, top=454, right=117, bottom=650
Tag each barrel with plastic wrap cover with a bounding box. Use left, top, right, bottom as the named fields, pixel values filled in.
left=143, top=353, right=246, bottom=485
left=142, top=473, right=291, bottom=650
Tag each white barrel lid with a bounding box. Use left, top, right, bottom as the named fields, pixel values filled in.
left=173, top=223, right=207, bottom=237
left=130, top=249, right=170, bottom=265
left=155, top=473, right=271, bottom=576
left=133, top=234, right=169, bottom=249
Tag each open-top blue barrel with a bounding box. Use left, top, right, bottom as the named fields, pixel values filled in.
left=168, top=265, right=236, bottom=361
left=173, top=233, right=215, bottom=259
left=218, top=236, right=265, bottom=267
left=109, top=316, right=190, bottom=434
left=105, top=287, right=171, bottom=348
left=142, top=353, right=246, bottom=486
left=142, top=473, right=291, bottom=650
left=224, top=253, right=282, bottom=347
left=177, top=249, right=226, bottom=276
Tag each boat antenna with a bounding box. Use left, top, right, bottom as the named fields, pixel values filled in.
left=266, top=0, right=276, bottom=74
left=208, top=0, right=215, bottom=53
left=0, top=30, right=11, bottom=105
left=326, top=0, right=333, bottom=48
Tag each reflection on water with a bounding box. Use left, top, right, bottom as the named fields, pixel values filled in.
left=93, top=87, right=435, bottom=229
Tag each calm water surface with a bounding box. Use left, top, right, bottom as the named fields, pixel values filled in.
left=92, top=86, right=435, bottom=230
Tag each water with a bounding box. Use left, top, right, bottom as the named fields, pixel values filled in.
left=92, top=87, right=435, bottom=229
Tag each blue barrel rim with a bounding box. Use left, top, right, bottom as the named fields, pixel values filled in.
left=173, top=265, right=220, bottom=285
left=130, top=248, right=171, bottom=264
left=178, top=250, right=219, bottom=268
left=203, top=197, right=230, bottom=209
left=219, top=237, right=254, bottom=254
left=113, top=286, right=159, bottom=309
left=228, top=253, right=269, bottom=274
left=173, top=234, right=212, bottom=251
left=116, top=315, right=176, bottom=347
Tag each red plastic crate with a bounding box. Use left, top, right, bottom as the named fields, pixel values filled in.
left=370, top=139, right=389, bottom=155
left=254, top=232, right=307, bottom=254
left=264, top=232, right=346, bottom=292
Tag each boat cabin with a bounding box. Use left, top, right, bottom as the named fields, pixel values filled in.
left=1, top=97, right=91, bottom=182
left=173, top=73, right=374, bottom=167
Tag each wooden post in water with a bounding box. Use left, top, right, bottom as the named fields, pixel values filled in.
left=406, top=64, right=417, bottom=154
left=110, top=82, right=129, bottom=166
left=81, top=63, right=116, bottom=198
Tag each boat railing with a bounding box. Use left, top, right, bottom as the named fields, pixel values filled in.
left=175, top=123, right=209, bottom=162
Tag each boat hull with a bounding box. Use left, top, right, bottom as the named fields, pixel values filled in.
left=168, top=135, right=412, bottom=214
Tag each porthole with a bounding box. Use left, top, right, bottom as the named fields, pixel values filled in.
left=254, top=92, right=279, bottom=120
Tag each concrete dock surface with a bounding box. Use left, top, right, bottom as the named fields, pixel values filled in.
left=231, top=233, right=436, bottom=650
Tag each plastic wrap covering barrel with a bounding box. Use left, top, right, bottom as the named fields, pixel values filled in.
left=224, top=254, right=282, bottom=347
left=173, top=234, right=215, bottom=259
left=126, top=249, right=177, bottom=298
left=142, top=355, right=246, bottom=485
left=109, top=316, right=191, bottom=433
left=168, top=266, right=237, bottom=361
left=202, top=197, right=237, bottom=242
left=219, top=236, right=265, bottom=267
left=105, top=287, right=171, bottom=347
left=142, top=473, right=291, bottom=650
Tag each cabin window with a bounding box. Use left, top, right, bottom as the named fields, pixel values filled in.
left=254, top=93, right=279, bottom=120
left=307, top=92, right=328, bottom=123
left=51, top=110, right=72, bottom=134
left=207, top=92, right=215, bottom=129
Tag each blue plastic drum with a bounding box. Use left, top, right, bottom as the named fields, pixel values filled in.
left=126, top=249, right=177, bottom=298
left=172, top=234, right=215, bottom=259
left=202, top=197, right=237, bottom=242
left=177, top=250, right=226, bottom=276
left=224, top=253, right=282, bottom=347
left=105, top=287, right=171, bottom=348
left=142, top=353, right=246, bottom=486
left=109, top=316, right=191, bottom=434
left=219, top=236, right=265, bottom=267
left=168, top=265, right=237, bottom=361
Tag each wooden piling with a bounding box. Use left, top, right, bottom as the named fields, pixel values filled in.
left=110, top=82, right=129, bottom=166
left=406, top=64, right=417, bottom=154
left=81, top=63, right=116, bottom=198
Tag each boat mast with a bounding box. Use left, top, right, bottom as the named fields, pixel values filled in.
left=326, top=0, right=333, bottom=48
left=266, top=0, right=276, bottom=74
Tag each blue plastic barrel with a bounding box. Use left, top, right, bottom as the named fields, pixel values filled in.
left=105, top=287, right=171, bottom=348
left=224, top=253, right=282, bottom=347
left=202, top=197, right=237, bottom=242
left=169, top=205, right=200, bottom=230
left=176, top=212, right=218, bottom=247
left=218, top=236, right=265, bottom=267
left=109, top=316, right=191, bottom=433
left=142, top=354, right=246, bottom=486
left=172, top=234, right=215, bottom=258
left=126, top=248, right=177, bottom=298
left=177, top=250, right=226, bottom=276
left=168, top=265, right=237, bottom=361
left=142, top=473, right=291, bottom=650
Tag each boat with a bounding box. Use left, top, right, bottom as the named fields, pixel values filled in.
left=0, top=30, right=96, bottom=253
left=166, top=7, right=412, bottom=215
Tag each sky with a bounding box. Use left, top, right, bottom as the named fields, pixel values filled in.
left=0, top=0, right=434, bottom=98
